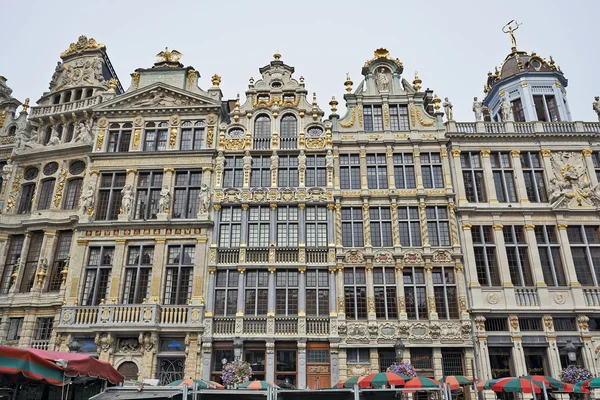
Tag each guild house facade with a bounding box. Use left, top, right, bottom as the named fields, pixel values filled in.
left=0, top=26, right=599, bottom=388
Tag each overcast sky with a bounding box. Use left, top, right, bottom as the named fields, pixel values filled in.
left=2, top=0, right=599, bottom=122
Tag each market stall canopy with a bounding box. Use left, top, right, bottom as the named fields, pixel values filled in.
left=29, top=348, right=123, bottom=384
left=0, top=346, right=68, bottom=386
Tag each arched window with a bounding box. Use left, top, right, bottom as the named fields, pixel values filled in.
left=280, top=114, right=297, bottom=149
left=108, top=123, right=132, bottom=152
left=74, top=89, right=83, bottom=101
left=53, top=95, right=61, bottom=105
left=63, top=178, right=83, bottom=210
left=180, top=120, right=205, bottom=150
left=7, top=126, right=16, bottom=136
left=43, top=127, right=53, bottom=145
left=56, top=125, right=63, bottom=141
left=18, top=183, right=35, bottom=214
left=63, top=91, right=72, bottom=103
left=37, top=179, right=56, bottom=210
left=254, top=115, right=271, bottom=150
left=144, top=122, right=168, bottom=151
left=65, top=123, right=75, bottom=142
left=118, top=362, right=139, bottom=381
left=85, top=89, right=93, bottom=98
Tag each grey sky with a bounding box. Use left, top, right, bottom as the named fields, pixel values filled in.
left=2, top=0, right=599, bottom=122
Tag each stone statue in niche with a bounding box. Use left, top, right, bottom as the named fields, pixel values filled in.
left=121, top=184, right=133, bottom=216
left=81, top=185, right=95, bottom=215
left=443, top=97, right=454, bottom=121
left=326, top=150, right=334, bottom=169
left=472, top=97, right=483, bottom=121
left=93, top=58, right=104, bottom=82
left=500, top=98, right=512, bottom=121
left=47, top=131, right=61, bottom=146
left=375, top=68, right=390, bottom=92
left=199, top=184, right=210, bottom=214
left=298, top=150, right=306, bottom=172
left=270, top=150, right=279, bottom=170
left=158, top=186, right=171, bottom=213
left=74, top=121, right=93, bottom=144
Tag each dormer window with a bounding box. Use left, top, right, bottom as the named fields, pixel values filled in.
left=363, top=105, right=383, bottom=132
left=257, top=94, right=270, bottom=104
left=271, top=82, right=282, bottom=89
left=144, top=122, right=169, bottom=151
left=283, top=94, right=295, bottom=103
left=254, top=115, right=271, bottom=150
left=511, top=99, right=525, bottom=122
left=533, top=95, right=560, bottom=122
left=74, top=89, right=83, bottom=101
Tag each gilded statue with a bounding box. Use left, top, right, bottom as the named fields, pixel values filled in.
left=502, top=20, right=522, bottom=49
left=156, top=47, right=183, bottom=63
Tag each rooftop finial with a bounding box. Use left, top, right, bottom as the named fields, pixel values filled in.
left=329, top=96, right=338, bottom=114
left=312, top=92, right=317, bottom=107
left=22, top=98, right=30, bottom=113
left=502, top=20, right=522, bottom=51
left=413, top=71, right=422, bottom=92
left=273, top=50, right=281, bottom=60
left=344, top=73, right=353, bottom=93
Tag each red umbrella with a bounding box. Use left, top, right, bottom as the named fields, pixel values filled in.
left=491, top=377, right=544, bottom=393
left=443, top=376, right=476, bottom=390
left=556, top=383, right=589, bottom=393
left=0, top=346, right=68, bottom=386
left=404, top=377, right=440, bottom=389
left=336, top=376, right=367, bottom=388
left=358, top=372, right=406, bottom=388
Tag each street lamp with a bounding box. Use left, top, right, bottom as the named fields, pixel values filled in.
left=565, top=340, right=577, bottom=365
left=394, top=339, right=404, bottom=363
left=68, top=338, right=81, bottom=353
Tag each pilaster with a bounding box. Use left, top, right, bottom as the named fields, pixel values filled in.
left=480, top=150, right=497, bottom=203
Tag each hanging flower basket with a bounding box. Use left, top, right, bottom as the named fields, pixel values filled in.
left=386, top=362, right=417, bottom=379
left=221, top=360, right=253, bottom=387
left=559, top=366, right=593, bottom=385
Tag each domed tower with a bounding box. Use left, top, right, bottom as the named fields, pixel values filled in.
left=483, top=21, right=571, bottom=122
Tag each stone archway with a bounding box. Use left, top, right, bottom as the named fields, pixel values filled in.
left=117, top=361, right=139, bottom=381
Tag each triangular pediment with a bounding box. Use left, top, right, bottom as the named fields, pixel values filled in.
left=94, top=82, right=219, bottom=111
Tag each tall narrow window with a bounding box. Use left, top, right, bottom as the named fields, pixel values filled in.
left=34, top=317, right=54, bottom=341
left=37, top=179, right=55, bottom=210
left=490, top=152, right=517, bottom=202
left=248, top=206, right=270, bottom=247
left=219, top=207, right=242, bottom=247
left=339, top=154, right=361, bottom=189
left=245, top=270, right=269, bottom=315
left=504, top=226, right=534, bottom=287
left=363, top=105, right=383, bottom=132
left=143, top=122, right=169, bottom=151
left=123, top=245, right=153, bottom=304
left=306, top=269, right=329, bottom=316
left=389, top=105, right=410, bottom=131
left=366, top=154, right=388, bottom=189
left=276, top=270, right=298, bottom=316
left=568, top=226, right=600, bottom=286
left=180, top=121, right=205, bottom=150
left=533, top=95, right=561, bottom=122
left=421, top=153, right=444, bottom=189
left=341, top=207, right=364, bottom=247
left=96, top=172, right=126, bottom=221
left=0, top=235, right=24, bottom=294
left=223, top=156, right=244, bottom=188
left=215, top=270, right=239, bottom=316
left=373, top=267, right=397, bottom=319
left=277, top=206, right=298, bottom=247
left=135, top=171, right=163, bottom=220
left=81, top=247, right=114, bottom=306
left=250, top=156, right=271, bottom=188
left=432, top=267, right=458, bottom=319
left=393, top=154, right=416, bottom=189
left=278, top=155, right=298, bottom=187
left=172, top=170, right=202, bottom=219
left=344, top=267, right=367, bottom=319
left=404, top=267, right=428, bottom=320
left=398, top=206, right=421, bottom=247
left=18, top=183, right=35, bottom=214
left=6, top=318, right=23, bottom=341
left=370, top=207, right=392, bottom=247
left=107, top=123, right=132, bottom=153
left=48, top=231, right=72, bottom=292
left=65, top=123, right=75, bottom=142
left=254, top=115, right=271, bottom=150
left=20, top=232, right=44, bottom=293
left=164, top=245, right=194, bottom=305
left=472, top=226, right=500, bottom=286
left=511, top=98, right=525, bottom=122
left=535, top=226, right=566, bottom=287
left=520, top=152, right=547, bottom=203
left=280, top=115, right=297, bottom=149
left=305, top=155, right=326, bottom=187
left=306, top=206, right=327, bottom=247
left=63, top=178, right=83, bottom=210
left=546, top=96, right=560, bottom=121
left=426, top=206, right=450, bottom=247
left=592, top=153, right=600, bottom=183
left=461, top=152, right=487, bottom=202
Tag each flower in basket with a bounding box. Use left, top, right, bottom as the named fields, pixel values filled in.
left=387, top=362, right=417, bottom=378
left=559, top=366, right=593, bottom=384
left=221, top=360, right=253, bottom=387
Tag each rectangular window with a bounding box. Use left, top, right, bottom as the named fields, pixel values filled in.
left=305, top=155, right=326, bottom=187
left=219, top=207, right=242, bottom=247
left=0, top=235, right=24, bottom=294
left=389, top=105, right=410, bottom=131
left=20, top=232, right=44, bottom=293
left=180, top=121, right=205, bottom=150
left=341, top=207, right=364, bottom=247
left=393, top=154, right=416, bottom=189
left=18, top=183, right=35, bottom=214
left=339, top=154, right=361, bottom=189
left=426, top=206, right=450, bottom=247
left=520, top=317, right=543, bottom=331
left=490, top=152, right=517, bottom=202
left=344, top=267, right=367, bottom=319
left=96, top=172, right=126, bottom=221
left=245, top=270, right=269, bottom=315
left=278, top=155, right=298, bottom=187
left=461, top=152, right=486, bottom=202
left=485, top=318, right=508, bottom=331
left=553, top=317, right=576, bottom=331
left=535, top=226, right=566, bottom=286
left=592, top=152, right=600, bottom=183
left=366, top=154, right=388, bottom=189
left=276, top=270, right=298, bottom=316
left=157, top=358, right=185, bottom=386
left=143, top=122, right=169, bottom=151
left=520, top=152, right=548, bottom=203
left=63, top=178, right=82, bottom=210
left=411, top=348, right=433, bottom=370
left=373, top=267, right=397, bottom=319
left=441, top=350, right=464, bottom=376
left=370, top=207, right=392, bottom=247
left=421, top=153, right=444, bottom=189
left=472, top=226, right=500, bottom=286
left=306, top=206, right=328, bottom=247
left=306, top=269, right=329, bottom=316
left=81, top=246, right=114, bottom=306
left=123, top=245, right=153, bottom=304
left=511, top=99, right=525, bottom=122
left=48, top=230, right=72, bottom=292
left=107, top=123, right=132, bottom=153
left=135, top=171, right=163, bottom=220
left=172, top=170, right=202, bottom=219
left=524, top=348, right=548, bottom=376
left=404, top=267, right=428, bottom=320
left=7, top=318, right=23, bottom=341
left=223, top=156, right=244, bottom=188
left=248, top=206, right=271, bottom=247
left=363, top=105, right=383, bottom=132
left=215, top=270, right=239, bottom=316
left=164, top=245, right=194, bottom=305
left=37, top=179, right=55, bottom=210
left=503, top=226, right=534, bottom=286
left=398, top=206, right=421, bottom=247
left=533, top=95, right=560, bottom=122
left=34, top=317, right=54, bottom=340
left=432, top=267, right=459, bottom=319
left=347, top=348, right=370, bottom=364
left=568, top=226, right=600, bottom=286
left=277, top=206, right=298, bottom=247
left=250, top=156, right=271, bottom=188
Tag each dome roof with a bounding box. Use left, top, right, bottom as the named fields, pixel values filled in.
left=484, top=49, right=561, bottom=94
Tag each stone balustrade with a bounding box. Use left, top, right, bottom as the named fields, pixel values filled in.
left=447, top=120, right=599, bottom=135
left=30, top=96, right=102, bottom=118
left=217, top=247, right=329, bottom=265
left=212, top=316, right=330, bottom=336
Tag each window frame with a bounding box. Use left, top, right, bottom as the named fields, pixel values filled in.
left=503, top=226, right=534, bottom=287
left=219, top=207, right=242, bottom=247
left=143, top=121, right=169, bottom=151
left=37, top=178, right=55, bottom=210
left=472, top=226, right=501, bottom=287
left=341, top=207, right=364, bottom=247
left=461, top=152, right=487, bottom=203
left=223, top=156, right=244, bottom=188
left=432, top=267, right=459, bottom=319
left=245, top=269, right=269, bottom=316
left=135, top=171, right=164, bottom=220
left=344, top=267, right=367, bottom=320
left=172, top=170, right=202, bottom=219
left=520, top=152, right=547, bottom=203
left=250, top=156, right=271, bottom=188
left=398, top=206, right=421, bottom=247
left=421, top=152, right=444, bottom=189
left=305, top=206, right=328, bottom=248
left=280, top=114, right=297, bottom=150
left=180, top=120, right=205, bottom=150
left=426, top=206, right=450, bottom=247
left=107, top=123, right=132, bottom=153
left=275, top=269, right=299, bottom=316
left=366, top=154, right=388, bottom=189
left=403, top=266, right=428, bottom=320
left=248, top=206, right=271, bottom=248
left=339, top=154, right=361, bottom=190
left=122, top=245, right=154, bottom=304
left=370, top=207, right=393, bottom=247
left=81, top=246, right=114, bottom=306
left=63, top=178, right=83, bottom=210
left=490, top=152, right=517, bottom=203
left=305, top=155, right=326, bottom=187
left=164, top=245, right=195, bottom=305
left=96, top=172, right=126, bottom=221
left=254, top=115, right=271, bottom=150
left=393, top=154, right=416, bottom=189
left=373, top=266, right=397, bottom=319
left=278, top=155, right=298, bottom=187
left=277, top=206, right=298, bottom=247
left=215, top=269, right=239, bottom=317
left=306, top=269, right=329, bottom=316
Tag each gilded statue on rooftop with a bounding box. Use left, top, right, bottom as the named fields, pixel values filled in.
left=502, top=20, right=522, bottom=49
left=156, top=47, right=183, bottom=63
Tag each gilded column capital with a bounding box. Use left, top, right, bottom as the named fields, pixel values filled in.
left=89, top=170, right=100, bottom=176
left=163, top=168, right=175, bottom=173
left=208, top=268, right=216, bottom=274
left=557, top=223, right=568, bottom=230
left=582, top=149, right=593, bottom=157
left=461, top=223, right=472, bottom=230
left=510, top=149, right=521, bottom=158
left=237, top=268, right=246, bottom=274
left=524, top=224, right=536, bottom=231
left=541, top=149, right=551, bottom=157
left=454, top=264, right=464, bottom=271
left=480, top=149, right=491, bottom=158
left=126, top=169, right=138, bottom=174
left=298, top=267, right=306, bottom=274
left=451, top=149, right=461, bottom=157
left=241, top=203, right=249, bottom=210
left=492, top=223, right=504, bottom=231
left=268, top=268, right=276, bottom=274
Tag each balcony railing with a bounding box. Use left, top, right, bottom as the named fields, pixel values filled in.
left=583, top=288, right=600, bottom=306
left=275, top=317, right=298, bottom=335
left=449, top=120, right=593, bottom=135
left=275, top=248, right=298, bottom=263
left=306, top=248, right=328, bottom=264
left=58, top=304, right=202, bottom=327
left=30, top=96, right=102, bottom=118
left=30, top=340, right=51, bottom=350
left=216, top=247, right=330, bottom=265
left=455, top=123, right=477, bottom=133
left=246, top=248, right=270, bottom=263
left=542, top=122, right=575, bottom=133
left=243, top=317, right=267, bottom=334
left=306, top=317, right=329, bottom=335
left=514, top=122, right=535, bottom=133
left=515, top=288, right=539, bottom=306
left=217, top=249, right=240, bottom=264
left=214, top=317, right=236, bottom=335
left=583, top=122, right=600, bottom=133
left=484, top=123, right=505, bottom=133
left=212, top=316, right=330, bottom=336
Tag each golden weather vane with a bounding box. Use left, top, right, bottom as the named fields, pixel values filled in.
left=502, top=20, right=522, bottom=50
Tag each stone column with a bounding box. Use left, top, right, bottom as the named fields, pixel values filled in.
left=480, top=149, right=497, bottom=203
left=491, top=223, right=513, bottom=287
left=359, top=149, right=368, bottom=189
left=64, top=237, right=88, bottom=305
left=330, top=343, right=340, bottom=384
left=390, top=203, right=401, bottom=248
left=440, top=148, right=453, bottom=192
left=369, top=347, right=379, bottom=374
left=205, top=268, right=216, bottom=316
left=334, top=203, right=342, bottom=247
left=555, top=223, right=581, bottom=286
left=337, top=348, right=348, bottom=380
left=298, top=268, right=306, bottom=315
left=543, top=316, right=562, bottom=378
left=332, top=148, right=340, bottom=189
left=582, top=149, right=599, bottom=186
left=366, top=264, right=376, bottom=321
left=461, top=224, right=480, bottom=286
left=386, top=146, right=395, bottom=189
left=266, top=341, right=275, bottom=382
left=329, top=267, right=337, bottom=315
left=451, top=149, right=468, bottom=204
left=362, top=203, right=371, bottom=248
left=455, top=262, right=469, bottom=319
left=395, top=263, right=407, bottom=320
left=11, top=232, right=32, bottom=293
left=40, top=229, right=60, bottom=291
left=200, top=341, right=212, bottom=380
left=336, top=265, right=345, bottom=317
left=267, top=268, right=276, bottom=317
left=107, top=239, right=127, bottom=303
left=236, top=268, right=246, bottom=316
left=193, top=235, right=208, bottom=306
left=523, top=223, right=549, bottom=291
left=509, top=150, right=530, bottom=203
left=432, top=347, right=443, bottom=380
left=509, top=316, right=527, bottom=376
left=0, top=234, right=10, bottom=289
left=424, top=264, right=438, bottom=320
left=413, top=149, right=424, bottom=190
left=419, top=202, right=429, bottom=248
left=149, top=238, right=166, bottom=302
left=297, top=341, right=307, bottom=389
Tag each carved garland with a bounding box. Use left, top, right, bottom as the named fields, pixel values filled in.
left=339, top=107, right=356, bottom=128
